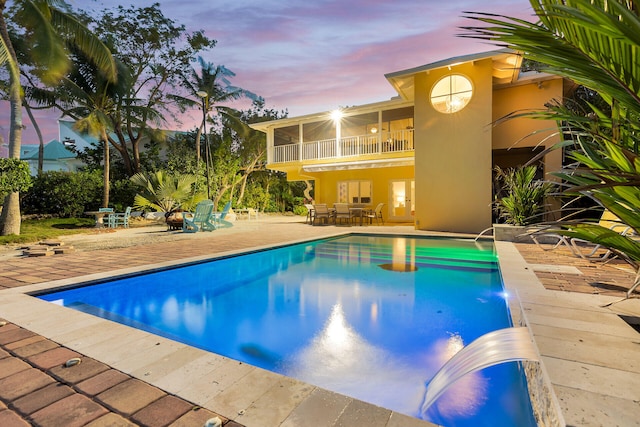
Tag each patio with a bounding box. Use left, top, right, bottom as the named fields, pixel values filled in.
left=0, top=215, right=638, bottom=426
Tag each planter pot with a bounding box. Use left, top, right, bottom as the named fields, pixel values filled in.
left=492, top=224, right=529, bottom=242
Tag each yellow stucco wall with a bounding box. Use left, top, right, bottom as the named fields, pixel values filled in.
left=492, top=78, right=564, bottom=176
left=414, top=59, right=494, bottom=233
left=304, top=165, right=414, bottom=218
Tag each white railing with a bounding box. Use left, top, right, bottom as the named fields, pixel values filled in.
left=270, top=129, right=413, bottom=164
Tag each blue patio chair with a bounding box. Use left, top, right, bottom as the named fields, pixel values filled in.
left=211, top=201, right=233, bottom=228
left=107, top=206, right=132, bottom=228
left=183, top=201, right=216, bottom=233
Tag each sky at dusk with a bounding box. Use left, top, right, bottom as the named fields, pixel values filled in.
left=0, top=0, right=535, bottom=154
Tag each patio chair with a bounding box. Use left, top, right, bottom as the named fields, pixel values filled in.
left=107, top=207, right=131, bottom=228
left=334, top=203, right=353, bottom=225
left=247, top=208, right=259, bottom=220
left=365, top=203, right=385, bottom=225
left=304, top=204, right=315, bottom=224
left=313, top=204, right=334, bottom=225
left=211, top=201, right=233, bottom=228
left=183, top=200, right=216, bottom=233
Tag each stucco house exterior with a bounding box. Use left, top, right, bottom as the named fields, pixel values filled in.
left=250, top=49, right=565, bottom=233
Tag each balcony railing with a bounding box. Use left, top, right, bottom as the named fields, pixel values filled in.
left=270, top=129, right=414, bottom=164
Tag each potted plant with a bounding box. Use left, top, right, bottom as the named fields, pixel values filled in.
left=492, top=165, right=555, bottom=241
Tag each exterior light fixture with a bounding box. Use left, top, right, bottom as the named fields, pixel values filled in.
left=331, top=109, right=343, bottom=122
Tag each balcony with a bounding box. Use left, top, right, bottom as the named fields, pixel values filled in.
left=269, top=129, right=414, bottom=164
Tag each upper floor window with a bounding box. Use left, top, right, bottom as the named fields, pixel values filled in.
left=430, top=74, right=473, bottom=114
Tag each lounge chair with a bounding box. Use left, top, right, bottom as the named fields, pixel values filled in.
left=569, top=210, right=633, bottom=261
left=313, top=204, right=334, bottom=225
left=334, top=203, right=353, bottom=225
left=365, top=202, right=385, bottom=225
left=107, top=207, right=132, bottom=228
left=183, top=200, right=216, bottom=233
left=211, top=201, right=233, bottom=228
left=529, top=227, right=578, bottom=255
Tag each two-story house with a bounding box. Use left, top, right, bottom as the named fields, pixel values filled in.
left=251, top=49, right=565, bottom=233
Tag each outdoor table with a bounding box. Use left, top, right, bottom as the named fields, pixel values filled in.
left=84, top=211, right=111, bottom=228
left=349, top=207, right=365, bottom=226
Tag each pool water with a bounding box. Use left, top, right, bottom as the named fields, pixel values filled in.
left=39, top=235, right=536, bottom=426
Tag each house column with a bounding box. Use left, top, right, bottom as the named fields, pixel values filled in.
left=299, top=124, right=304, bottom=161
left=332, top=109, right=342, bottom=157
left=377, top=110, right=383, bottom=153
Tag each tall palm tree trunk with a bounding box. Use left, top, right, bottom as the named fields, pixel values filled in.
left=0, top=3, right=24, bottom=235
left=100, top=129, right=110, bottom=208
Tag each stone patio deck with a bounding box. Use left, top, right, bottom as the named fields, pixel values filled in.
left=1, top=216, right=639, bottom=426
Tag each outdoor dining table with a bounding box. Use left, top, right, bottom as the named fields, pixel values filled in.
left=84, top=211, right=111, bottom=228
left=349, top=206, right=370, bottom=226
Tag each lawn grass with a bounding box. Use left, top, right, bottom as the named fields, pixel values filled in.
left=0, top=217, right=96, bottom=245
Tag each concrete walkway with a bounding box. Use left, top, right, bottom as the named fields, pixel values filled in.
left=1, top=215, right=639, bottom=426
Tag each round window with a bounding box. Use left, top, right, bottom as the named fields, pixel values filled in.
left=430, top=74, right=473, bottom=113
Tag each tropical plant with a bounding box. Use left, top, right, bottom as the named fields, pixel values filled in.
left=463, top=1, right=640, bottom=273
left=494, top=165, right=555, bottom=226
left=0, top=0, right=115, bottom=235
left=130, top=171, right=205, bottom=213
left=0, top=158, right=32, bottom=200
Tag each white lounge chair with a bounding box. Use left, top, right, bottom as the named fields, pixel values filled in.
left=569, top=210, right=633, bottom=262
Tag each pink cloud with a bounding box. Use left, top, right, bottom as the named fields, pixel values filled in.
left=1, top=0, right=535, bottom=150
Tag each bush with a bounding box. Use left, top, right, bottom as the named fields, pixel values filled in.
left=293, top=205, right=308, bottom=216
left=22, top=171, right=103, bottom=217
left=0, top=158, right=32, bottom=200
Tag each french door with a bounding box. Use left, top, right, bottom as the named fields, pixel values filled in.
left=388, top=180, right=415, bottom=222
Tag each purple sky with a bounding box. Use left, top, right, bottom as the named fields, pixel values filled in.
left=0, top=0, right=534, bottom=153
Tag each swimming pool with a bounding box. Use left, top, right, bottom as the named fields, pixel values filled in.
left=39, top=234, right=536, bottom=426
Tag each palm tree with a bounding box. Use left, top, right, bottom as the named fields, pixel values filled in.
left=0, top=0, right=116, bottom=235
left=463, top=0, right=640, bottom=295
left=173, top=57, right=256, bottom=164
left=53, top=50, right=131, bottom=208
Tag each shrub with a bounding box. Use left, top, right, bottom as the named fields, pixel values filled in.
left=22, top=171, right=103, bottom=217
left=494, top=165, right=555, bottom=226
left=0, top=158, right=32, bottom=200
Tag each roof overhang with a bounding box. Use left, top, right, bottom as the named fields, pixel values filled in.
left=384, top=48, right=524, bottom=101
left=302, top=157, right=414, bottom=172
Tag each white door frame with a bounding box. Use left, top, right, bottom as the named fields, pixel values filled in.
left=388, top=179, right=415, bottom=222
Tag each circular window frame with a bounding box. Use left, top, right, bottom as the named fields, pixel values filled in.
left=430, top=74, right=474, bottom=114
